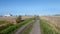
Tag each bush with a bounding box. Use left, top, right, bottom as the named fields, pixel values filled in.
left=16, top=15, right=22, bottom=23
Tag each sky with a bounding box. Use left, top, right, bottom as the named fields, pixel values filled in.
left=0, top=0, right=60, bottom=15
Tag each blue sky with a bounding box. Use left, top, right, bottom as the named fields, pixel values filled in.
left=0, top=0, right=60, bottom=15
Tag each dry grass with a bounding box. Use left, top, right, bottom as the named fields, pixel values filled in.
left=0, top=16, right=33, bottom=27
left=41, top=16, right=60, bottom=27
left=40, top=16, right=60, bottom=33
left=0, top=16, right=33, bottom=23
left=0, top=16, right=17, bottom=23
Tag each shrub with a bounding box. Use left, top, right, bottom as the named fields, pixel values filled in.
left=16, top=15, right=22, bottom=23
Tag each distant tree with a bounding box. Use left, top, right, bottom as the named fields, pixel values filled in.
left=16, top=15, right=22, bottom=23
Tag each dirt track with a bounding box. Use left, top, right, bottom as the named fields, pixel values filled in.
left=14, top=20, right=34, bottom=34
left=29, top=20, right=41, bottom=34
left=14, top=20, right=41, bottom=34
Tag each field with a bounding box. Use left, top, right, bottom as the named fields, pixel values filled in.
left=0, top=16, right=33, bottom=28
left=0, top=16, right=33, bottom=23
left=1, top=15, right=60, bottom=34
left=41, top=16, right=60, bottom=28
left=0, top=16, right=34, bottom=34
left=40, top=16, right=60, bottom=34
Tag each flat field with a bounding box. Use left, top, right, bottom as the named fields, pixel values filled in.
left=0, top=16, right=33, bottom=27
left=0, top=16, right=33, bottom=24
left=40, top=16, right=60, bottom=33
left=41, top=16, right=60, bottom=27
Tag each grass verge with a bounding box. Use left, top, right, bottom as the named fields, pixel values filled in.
left=0, top=23, right=13, bottom=31
left=40, top=19, right=58, bottom=34
left=21, top=22, right=34, bottom=34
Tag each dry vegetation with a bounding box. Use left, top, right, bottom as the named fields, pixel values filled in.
left=41, top=16, right=60, bottom=28
left=0, top=16, right=33, bottom=24
left=40, top=16, right=60, bottom=33
left=0, top=16, right=16, bottom=23
left=0, top=16, right=33, bottom=34
left=0, top=16, right=33, bottom=27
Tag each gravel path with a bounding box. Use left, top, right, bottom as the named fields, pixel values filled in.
left=14, top=20, right=34, bottom=34
left=29, top=20, right=41, bottom=34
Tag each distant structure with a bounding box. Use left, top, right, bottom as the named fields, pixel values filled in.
left=4, top=14, right=12, bottom=17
